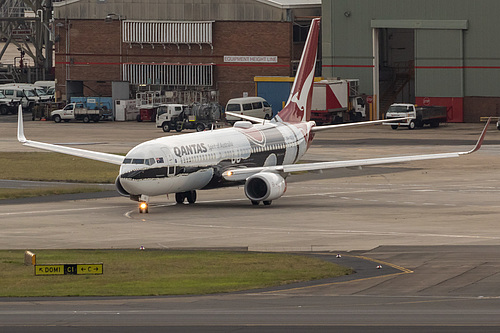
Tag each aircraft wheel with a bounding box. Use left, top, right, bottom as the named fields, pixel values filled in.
left=175, top=192, right=186, bottom=204
left=251, top=200, right=259, bottom=206
left=139, top=202, right=149, bottom=213
left=391, top=125, right=398, bottom=130
left=263, top=200, right=272, bottom=206
left=196, top=123, right=205, bottom=132
left=186, top=190, right=197, bottom=204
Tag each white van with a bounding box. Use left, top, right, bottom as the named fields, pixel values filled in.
left=0, top=85, right=38, bottom=110
left=225, top=97, right=272, bottom=122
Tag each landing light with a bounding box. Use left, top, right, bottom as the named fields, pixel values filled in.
left=226, top=171, right=233, bottom=177
left=139, top=202, right=149, bottom=213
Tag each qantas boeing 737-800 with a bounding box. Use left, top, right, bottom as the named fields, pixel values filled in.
left=17, top=18, right=490, bottom=213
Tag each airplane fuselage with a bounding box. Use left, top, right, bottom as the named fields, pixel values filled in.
left=118, top=120, right=315, bottom=197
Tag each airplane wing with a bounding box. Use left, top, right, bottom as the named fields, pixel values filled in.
left=226, top=111, right=268, bottom=124
left=225, top=112, right=409, bottom=128
left=17, top=106, right=124, bottom=165
left=223, top=117, right=491, bottom=181
left=311, top=117, right=410, bottom=132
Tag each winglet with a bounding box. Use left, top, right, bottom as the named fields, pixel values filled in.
left=461, top=117, right=491, bottom=155
left=17, top=105, right=27, bottom=143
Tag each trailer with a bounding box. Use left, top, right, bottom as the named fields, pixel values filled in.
left=50, top=103, right=103, bottom=123
left=385, top=103, right=447, bottom=130
left=310, top=79, right=366, bottom=124
left=70, top=97, right=113, bottom=120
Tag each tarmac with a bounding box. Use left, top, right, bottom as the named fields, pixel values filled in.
left=1, top=114, right=500, bottom=331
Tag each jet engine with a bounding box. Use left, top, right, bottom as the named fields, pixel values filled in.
left=115, top=176, right=130, bottom=197
left=244, top=172, right=286, bottom=202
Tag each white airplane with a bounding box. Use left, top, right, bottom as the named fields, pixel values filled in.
left=17, top=18, right=490, bottom=213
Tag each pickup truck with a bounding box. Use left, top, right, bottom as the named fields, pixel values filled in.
left=385, top=103, right=447, bottom=130
left=51, top=103, right=103, bottom=123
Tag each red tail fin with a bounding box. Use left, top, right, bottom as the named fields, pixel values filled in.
left=276, top=18, right=320, bottom=123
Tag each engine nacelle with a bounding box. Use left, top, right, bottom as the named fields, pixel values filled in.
left=244, top=172, right=286, bottom=202
left=115, top=176, right=130, bottom=197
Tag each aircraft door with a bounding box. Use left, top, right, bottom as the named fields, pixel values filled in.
left=161, top=147, right=176, bottom=177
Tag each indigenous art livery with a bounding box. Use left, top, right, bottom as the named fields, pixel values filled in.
left=17, top=19, right=490, bottom=213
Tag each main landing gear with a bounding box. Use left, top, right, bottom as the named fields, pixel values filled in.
left=251, top=200, right=272, bottom=206
left=175, top=190, right=197, bottom=204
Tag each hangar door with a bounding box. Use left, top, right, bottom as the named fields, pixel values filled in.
left=415, top=29, right=464, bottom=109
left=372, top=20, right=467, bottom=122
left=414, top=28, right=464, bottom=122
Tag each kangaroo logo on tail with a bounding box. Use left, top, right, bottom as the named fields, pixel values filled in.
left=276, top=18, right=320, bottom=124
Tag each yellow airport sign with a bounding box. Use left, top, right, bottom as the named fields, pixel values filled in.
left=35, top=264, right=103, bottom=276
left=76, top=264, right=103, bottom=275
left=35, top=265, right=65, bottom=276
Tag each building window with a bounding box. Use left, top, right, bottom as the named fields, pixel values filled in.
left=123, top=63, right=214, bottom=87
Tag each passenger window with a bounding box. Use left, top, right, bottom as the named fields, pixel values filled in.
left=263, top=101, right=271, bottom=107
left=252, top=102, right=262, bottom=109
left=226, top=104, right=241, bottom=111
left=243, top=103, right=252, bottom=111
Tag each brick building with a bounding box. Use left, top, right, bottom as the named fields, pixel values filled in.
left=52, top=0, right=321, bottom=107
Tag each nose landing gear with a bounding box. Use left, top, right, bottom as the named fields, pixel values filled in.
left=139, top=201, right=149, bottom=214
left=137, top=194, right=150, bottom=213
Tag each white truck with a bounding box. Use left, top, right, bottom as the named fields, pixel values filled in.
left=310, top=79, right=366, bottom=124
left=156, top=102, right=224, bottom=132
left=156, top=104, right=186, bottom=132
left=51, top=103, right=103, bottom=123
left=385, top=103, right=447, bottom=130
left=0, top=91, right=20, bottom=115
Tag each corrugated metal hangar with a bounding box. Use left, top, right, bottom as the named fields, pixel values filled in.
left=323, top=0, right=500, bottom=122
left=50, top=0, right=500, bottom=122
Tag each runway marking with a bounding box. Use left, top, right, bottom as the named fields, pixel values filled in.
left=135, top=217, right=500, bottom=241
left=256, top=254, right=413, bottom=294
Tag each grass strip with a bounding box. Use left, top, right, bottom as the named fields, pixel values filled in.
left=0, top=152, right=119, bottom=183
left=0, top=186, right=109, bottom=200
left=0, top=250, right=353, bottom=297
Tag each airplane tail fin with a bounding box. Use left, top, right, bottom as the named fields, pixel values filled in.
left=275, top=18, right=320, bottom=124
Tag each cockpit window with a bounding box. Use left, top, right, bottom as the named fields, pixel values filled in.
left=123, top=157, right=156, bottom=165
left=144, top=158, right=155, bottom=165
